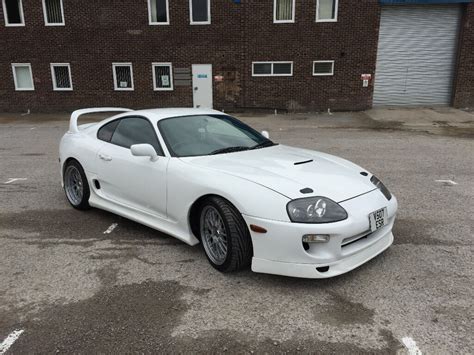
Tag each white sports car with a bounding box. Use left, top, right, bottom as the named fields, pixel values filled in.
left=59, top=107, right=397, bottom=278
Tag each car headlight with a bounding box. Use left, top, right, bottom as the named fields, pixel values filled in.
left=287, top=197, right=348, bottom=224
left=370, top=175, right=392, bottom=201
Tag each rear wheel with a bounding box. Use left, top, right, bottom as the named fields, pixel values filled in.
left=199, top=196, right=252, bottom=272
left=63, top=160, right=90, bottom=210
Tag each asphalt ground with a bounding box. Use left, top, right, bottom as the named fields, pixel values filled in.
left=0, top=111, right=473, bottom=354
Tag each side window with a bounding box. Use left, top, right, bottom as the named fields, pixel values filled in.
left=97, top=120, right=120, bottom=142
left=111, top=117, right=163, bottom=155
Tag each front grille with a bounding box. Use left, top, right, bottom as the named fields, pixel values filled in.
left=341, top=230, right=372, bottom=248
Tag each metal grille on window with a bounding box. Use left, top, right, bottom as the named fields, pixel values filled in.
left=115, top=66, right=132, bottom=89
left=54, top=66, right=71, bottom=89
left=155, top=66, right=172, bottom=89
left=314, top=62, right=333, bottom=75
left=276, top=0, right=293, bottom=21
left=45, top=0, right=63, bottom=24
left=150, top=0, right=167, bottom=23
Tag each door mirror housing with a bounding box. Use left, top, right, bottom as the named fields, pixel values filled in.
left=261, top=130, right=270, bottom=139
left=131, top=144, right=159, bottom=162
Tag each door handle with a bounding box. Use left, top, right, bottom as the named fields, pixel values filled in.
left=99, top=154, right=112, bottom=162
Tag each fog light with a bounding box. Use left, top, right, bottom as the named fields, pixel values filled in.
left=302, top=234, right=330, bottom=243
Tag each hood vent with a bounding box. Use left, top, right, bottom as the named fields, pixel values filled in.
left=294, top=159, right=314, bottom=166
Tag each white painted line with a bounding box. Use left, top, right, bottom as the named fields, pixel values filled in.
left=103, top=223, right=118, bottom=234
left=4, top=178, right=28, bottom=184
left=435, top=179, right=458, bottom=186
left=402, top=337, right=422, bottom=355
left=0, top=329, right=24, bottom=355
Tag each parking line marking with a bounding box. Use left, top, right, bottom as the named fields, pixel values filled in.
left=4, top=178, right=28, bottom=184
left=435, top=179, right=458, bottom=186
left=402, top=337, right=422, bottom=355
left=0, top=329, right=24, bottom=355
left=103, top=223, right=118, bottom=234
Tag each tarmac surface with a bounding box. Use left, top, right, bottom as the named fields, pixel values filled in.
left=0, top=108, right=473, bottom=354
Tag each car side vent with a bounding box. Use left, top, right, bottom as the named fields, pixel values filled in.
left=94, top=180, right=101, bottom=189
left=294, top=159, right=314, bottom=165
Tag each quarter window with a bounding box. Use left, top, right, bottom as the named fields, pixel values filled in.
left=111, top=117, right=163, bottom=155
left=313, top=61, right=334, bottom=76
left=12, top=63, right=34, bottom=91
left=152, top=63, right=173, bottom=91
left=51, top=63, right=73, bottom=90
left=2, top=0, right=24, bottom=26
left=274, top=0, right=295, bottom=23
left=190, top=0, right=210, bottom=24
left=252, top=62, right=293, bottom=77
left=112, top=63, right=134, bottom=91
left=98, top=120, right=120, bottom=143
left=316, top=0, right=338, bottom=22
left=148, top=0, right=169, bottom=24
left=42, top=0, right=64, bottom=25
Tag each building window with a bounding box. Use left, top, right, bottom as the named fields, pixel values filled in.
left=112, top=63, right=134, bottom=91
left=313, top=61, right=334, bottom=76
left=51, top=63, right=72, bottom=90
left=42, top=0, right=64, bottom=26
left=316, top=0, right=338, bottom=22
left=12, top=63, right=34, bottom=91
left=252, top=62, right=293, bottom=77
left=152, top=63, right=173, bottom=91
left=274, top=0, right=295, bottom=23
left=190, top=0, right=210, bottom=25
left=148, top=0, right=169, bottom=25
left=2, top=0, right=24, bottom=26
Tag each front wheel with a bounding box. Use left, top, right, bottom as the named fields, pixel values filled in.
left=63, top=160, right=91, bottom=210
left=199, top=196, right=253, bottom=272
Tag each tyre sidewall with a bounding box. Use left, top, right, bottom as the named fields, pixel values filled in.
left=64, top=160, right=91, bottom=210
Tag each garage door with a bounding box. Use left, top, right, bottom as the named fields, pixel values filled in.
left=373, top=5, right=461, bottom=106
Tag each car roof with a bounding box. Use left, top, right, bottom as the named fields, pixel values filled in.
left=129, top=108, right=225, bottom=123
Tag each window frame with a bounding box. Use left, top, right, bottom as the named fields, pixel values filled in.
left=273, top=0, right=295, bottom=24
left=112, top=62, right=134, bottom=91
left=50, top=63, right=73, bottom=91
left=147, top=0, right=169, bottom=25
left=98, top=116, right=165, bottom=156
left=252, top=61, right=293, bottom=77
left=42, top=0, right=65, bottom=26
left=11, top=63, right=34, bottom=91
left=189, top=0, right=211, bottom=25
left=316, top=0, right=338, bottom=23
left=2, top=0, right=25, bottom=27
left=312, top=60, right=335, bottom=76
left=152, top=62, right=174, bottom=91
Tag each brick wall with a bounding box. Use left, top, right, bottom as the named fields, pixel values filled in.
left=0, top=0, right=473, bottom=113
left=453, top=3, right=474, bottom=109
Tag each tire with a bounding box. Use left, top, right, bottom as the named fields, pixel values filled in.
left=63, top=160, right=91, bottom=210
left=199, top=196, right=253, bottom=272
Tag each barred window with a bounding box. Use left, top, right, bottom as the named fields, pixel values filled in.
left=51, top=64, right=72, bottom=90
left=3, top=0, right=24, bottom=26
left=274, top=0, right=294, bottom=23
left=152, top=63, right=173, bottom=91
left=112, top=63, right=134, bottom=91
left=148, top=0, right=169, bottom=24
left=43, top=0, right=64, bottom=25
left=313, top=61, right=334, bottom=76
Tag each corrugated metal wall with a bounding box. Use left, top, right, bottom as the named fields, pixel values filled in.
left=373, top=5, right=462, bottom=106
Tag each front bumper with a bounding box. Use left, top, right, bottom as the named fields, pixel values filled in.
left=243, top=189, right=398, bottom=279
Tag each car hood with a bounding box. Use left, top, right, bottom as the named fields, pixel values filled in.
left=183, top=145, right=376, bottom=202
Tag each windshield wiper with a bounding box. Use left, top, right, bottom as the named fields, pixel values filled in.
left=250, top=141, right=277, bottom=150
left=210, top=146, right=250, bottom=155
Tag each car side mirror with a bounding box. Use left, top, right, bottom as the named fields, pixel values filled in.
left=131, top=144, right=159, bottom=162
left=261, top=130, right=270, bottom=139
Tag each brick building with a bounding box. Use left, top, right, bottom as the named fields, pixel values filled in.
left=0, top=0, right=473, bottom=112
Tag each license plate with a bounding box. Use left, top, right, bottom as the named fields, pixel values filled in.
left=369, top=207, right=388, bottom=232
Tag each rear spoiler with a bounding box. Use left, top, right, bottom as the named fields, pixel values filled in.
left=69, top=107, right=132, bottom=133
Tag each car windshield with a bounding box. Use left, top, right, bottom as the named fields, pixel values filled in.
left=158, top=114, right=276, bottom=157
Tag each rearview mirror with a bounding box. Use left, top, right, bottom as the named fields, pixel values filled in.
left=131, top=144, right=158, bottom=162
left=261, top=130, right=270, bottom=139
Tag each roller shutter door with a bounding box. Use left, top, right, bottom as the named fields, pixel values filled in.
left=373, top=5, right=461, bottom=106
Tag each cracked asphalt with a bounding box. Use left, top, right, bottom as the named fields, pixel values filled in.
left=0, top=110, right=473, bottom=354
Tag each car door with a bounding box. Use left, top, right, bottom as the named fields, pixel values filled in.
left=96, top=116, right=168, bottom=218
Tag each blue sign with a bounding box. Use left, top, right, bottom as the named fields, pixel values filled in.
left=197, top=74, right=208, bottom=78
